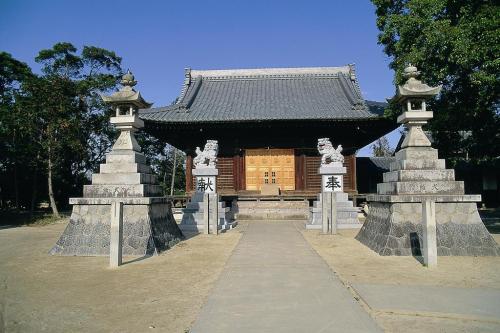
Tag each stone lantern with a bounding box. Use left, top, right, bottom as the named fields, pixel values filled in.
left=394, top=64, right=441, bottom=148
left=50, top=70, right=183, bottom=257
left=101, top=70, right=152, bottom=152
left=355, top=64, right=499, bottom=258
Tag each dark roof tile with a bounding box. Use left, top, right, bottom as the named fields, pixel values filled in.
left=140, top=66, right=386, bottom=123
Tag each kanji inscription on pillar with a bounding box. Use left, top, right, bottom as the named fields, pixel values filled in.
left=196, top=176, right=216, bottom=193
left=322, top=175, right=343, bottom=192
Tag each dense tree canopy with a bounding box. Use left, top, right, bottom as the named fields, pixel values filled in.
left=373, top=0, right=499, bottom=161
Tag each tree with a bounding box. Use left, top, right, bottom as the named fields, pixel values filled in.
left=29, top=42, right=122, bottom=216
left=371, top=135, right=394, bottom=157
left=0, top=52, right=34, bottom=211
left=138, top=130, right=186, bottom=196
left=372, top=0, right=500, bottom=161
left=1, top=43, right=181, bottom=218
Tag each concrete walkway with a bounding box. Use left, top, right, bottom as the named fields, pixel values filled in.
left=352, top=283, right=500, bottom=322
left=190, top=221, right=381, bottom=333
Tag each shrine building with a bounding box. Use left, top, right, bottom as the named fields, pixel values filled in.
left=139, top=66, right=395, bottom=198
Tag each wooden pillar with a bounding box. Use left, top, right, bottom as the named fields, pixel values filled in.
left=352, top=154, right=357, bottom=193
left=240, top=154, right=246, bottom=190
left=295, top=153, right=306, bottom=191
left=186, top=155, right=193, bottom=192
left=233, top=155, right=240, bottom=190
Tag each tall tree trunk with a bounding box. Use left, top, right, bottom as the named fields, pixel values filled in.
left=13, top=161, right=20, bottom=212
left=47, top=146, right=60, bottom=218
left=170, top=149, right=177, bottom=196
left=13, top=131, right=19, bottom=211
left=30, top=169, right=38, bottom=218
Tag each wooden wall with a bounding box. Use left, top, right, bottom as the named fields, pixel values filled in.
left=186, top=152, right=357, bottom=194
left=303, top=155, right=356, bottom=193
left=186, top=156, right=237, bottom=192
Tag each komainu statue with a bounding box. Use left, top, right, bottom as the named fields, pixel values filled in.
left=317, top=138, right=344, bottom=165
left=194, top=140, right=219, bottom=168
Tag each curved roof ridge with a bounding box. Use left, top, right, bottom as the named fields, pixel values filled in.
left=190, top=66, right=350, bottom=78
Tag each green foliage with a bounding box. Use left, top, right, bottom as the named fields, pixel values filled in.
left=1, top=43, right=186, bottom=213
left=371, top=135, right=394, bottom=157
left=136, top=131, right=186, bottom=195
left=0, top=43, right=123, bottom=212
left=372, top=0, right=500, bottom=160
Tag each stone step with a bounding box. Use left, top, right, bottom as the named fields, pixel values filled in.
left=311, top=209, right=358, bottom=217
left=390, top=159, right=446, bottom=171
left=383, top=169, right=455, bottom=182
left=395, top=147, right=438, bottom=160
left=183, top=206, right=230, bottom=213
left=106, top=151, right=146, bottom=164
left=316, top=192, right=349, bottom=202
left=234, top=200, right=310, bottom=220
left=235, top=201, right=309, bottom=209
left=186, top=202, right=227, bottom=210
left=83, top=184, right=163, bottom=198
left=313, top=201, right=354, bottom=209
left=92, top=173, right=157, bottom=185
left=99, top=163, right=151, bottom=174
left=377, top=181, right=465, bottom=195
left=235, top=210, right=309, bottom=220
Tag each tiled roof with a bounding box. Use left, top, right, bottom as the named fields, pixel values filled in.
left=139, top=66, right=385, bottom=123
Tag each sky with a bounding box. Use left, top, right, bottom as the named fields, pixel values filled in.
left=0, top=0, right=401, bottom=156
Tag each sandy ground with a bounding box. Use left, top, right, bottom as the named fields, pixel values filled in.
left=0, top=221, right=241, bottom=333
left=2, top=218, right=499, bottom=333
left=301, top=227, right=500, bottom=332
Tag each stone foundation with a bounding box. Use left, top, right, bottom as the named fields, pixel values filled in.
left=356, top=202, right=499, bottom=256
left=234, top=199, right=309, bottom=220
left=306, top=192, right=361, bottom=229
left=179, top=193, right=236, bottom=232
left=50, top=198, right=183, bottom=256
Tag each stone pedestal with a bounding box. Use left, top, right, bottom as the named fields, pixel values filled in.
left=179, top=168, right=235, bottom=233
left=356, top=64, right=499, bottom=257
left=306, top=163, right=361, bottom=230
left=50, top=70, right=183, bottom=256
left=50, top=150, right=183, bottom=256
left=355, top=146, right=499, bottom=256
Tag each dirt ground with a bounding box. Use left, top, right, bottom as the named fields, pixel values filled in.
left=2, top=219, right=500, bottom=333
left=0, top=221, right=241, bottom=333
left=301, top=228, right=500, bottom=333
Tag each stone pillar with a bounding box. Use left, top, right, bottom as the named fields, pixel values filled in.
left=319, top=163, right=344, bottom=234
left=195, top=167, right=218, bottom=235
left=209, top=193, right=219, bottom=235
left=321, top=192, right=330, bottom=234
left=180, top=166, right=235, bottom=233
left=422, top=199, right=437, bottom=267
left=203, top=192, right=210, bottom=235
left=193, top=168, right=218, bottom=195
left=331, top=194, right=337, bottom=235
left=110, top=201, right=123, bottom=268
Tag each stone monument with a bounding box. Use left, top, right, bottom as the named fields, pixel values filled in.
left=179, top=140, right=235, bottom=233
left=306, top=138, right=360, bottom=231
left=356, top=64, right=499, bottom=256
left=50, top=70, right=183, bottom=256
